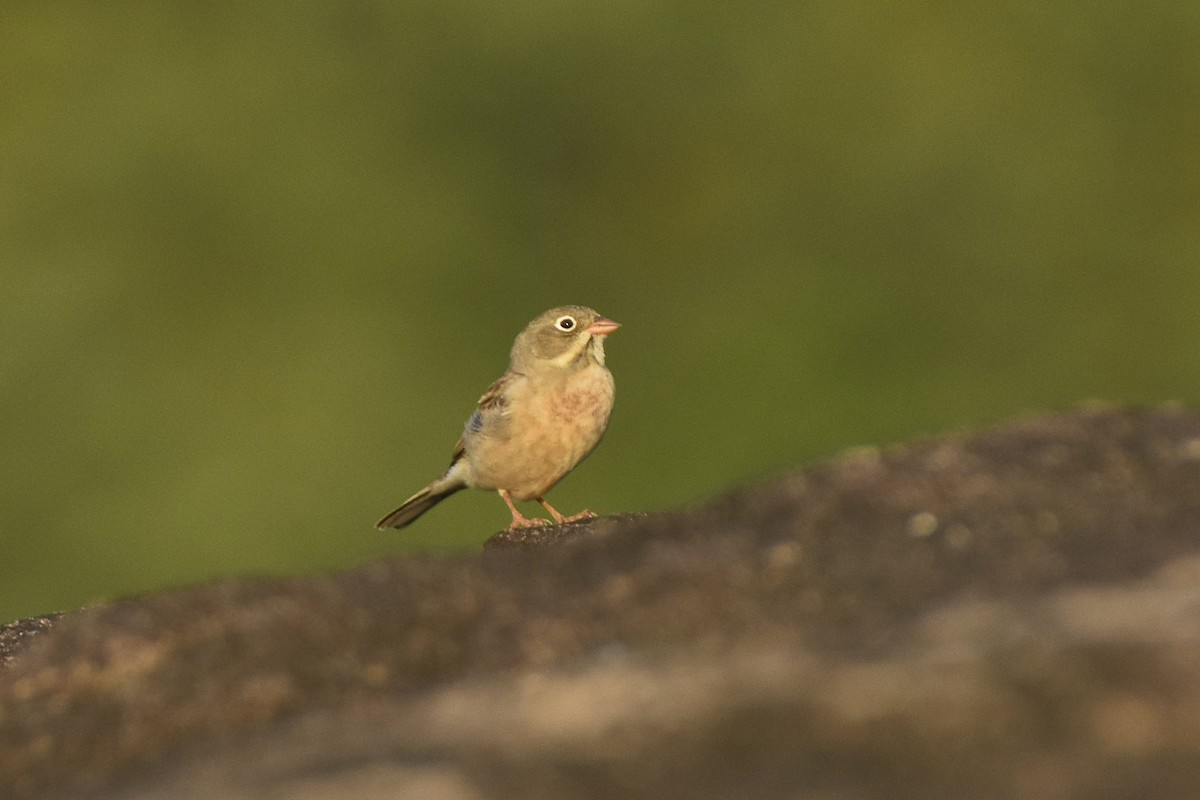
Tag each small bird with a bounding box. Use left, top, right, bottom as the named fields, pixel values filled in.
left=377, top=305, right=619, bottom=531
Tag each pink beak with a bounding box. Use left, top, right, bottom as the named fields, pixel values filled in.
left=587, top=316, right=621, bottom=336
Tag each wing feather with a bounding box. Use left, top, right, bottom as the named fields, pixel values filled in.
left=447, top=372, right=522, bottom=467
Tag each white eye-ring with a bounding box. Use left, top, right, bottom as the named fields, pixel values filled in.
left=554, top=315, right=577, bottom=332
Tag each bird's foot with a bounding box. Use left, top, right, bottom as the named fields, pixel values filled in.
left=499, top=489, right=551, bottom=530
left=536, top=497, right=597, bottom=525
left=507, top=513, right=551, bottom=531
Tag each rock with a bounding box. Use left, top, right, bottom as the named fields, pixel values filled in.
left=3, top=407, right=1200, bottom=799
left=0, top=616, right=59, bottom=666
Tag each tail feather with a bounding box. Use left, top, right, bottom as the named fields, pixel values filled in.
left=376, top=479, right=465, bottom=530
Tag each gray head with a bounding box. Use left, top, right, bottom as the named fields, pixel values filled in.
left=509, top=305, right=620, bottom=373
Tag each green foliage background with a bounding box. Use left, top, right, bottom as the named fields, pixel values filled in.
left=3, top=1, right=1198, bottom=621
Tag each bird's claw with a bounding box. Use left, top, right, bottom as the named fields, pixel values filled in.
left=507, top=515, right=551, bottom=531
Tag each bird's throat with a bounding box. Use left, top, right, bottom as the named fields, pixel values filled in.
left=548, top=333, right=604, bottom=369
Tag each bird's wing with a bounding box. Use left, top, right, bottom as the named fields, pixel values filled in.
left=448, top=371, right=522, bottom=467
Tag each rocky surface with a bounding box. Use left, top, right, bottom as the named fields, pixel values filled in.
left=4, top=407, right=1200, bottom=799
left=0, top=616, right=58, bottom=666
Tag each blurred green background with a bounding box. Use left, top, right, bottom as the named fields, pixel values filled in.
left=3, top=1, right=1198, bottom=622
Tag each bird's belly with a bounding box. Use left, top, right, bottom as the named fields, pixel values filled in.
left=467, top=374, right=613, bottom=499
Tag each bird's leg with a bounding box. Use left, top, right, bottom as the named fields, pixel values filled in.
left=535, top=497, right=568, bottom=524
left=536, top=497, right=597, bottom=525
left=499, top=489, right=547, bottom=529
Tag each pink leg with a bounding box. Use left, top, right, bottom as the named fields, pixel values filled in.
left=499, top=490, right=548, bottom=530
left=537, top=497, right=597, bottom=525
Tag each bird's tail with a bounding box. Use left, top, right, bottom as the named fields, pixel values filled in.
left=376, top=477, right=465, bottom=530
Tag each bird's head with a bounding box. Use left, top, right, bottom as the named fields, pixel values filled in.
left=511, top=305, right=620, bottom=372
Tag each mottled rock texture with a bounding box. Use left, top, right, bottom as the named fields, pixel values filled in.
left=4, top=407, right=1200, bottom=799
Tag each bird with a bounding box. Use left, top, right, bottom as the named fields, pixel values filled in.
left=377, top=305, right=619, bottom=531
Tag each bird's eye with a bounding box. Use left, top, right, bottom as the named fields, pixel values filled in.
left=554, top=315, right=577, bottom=332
